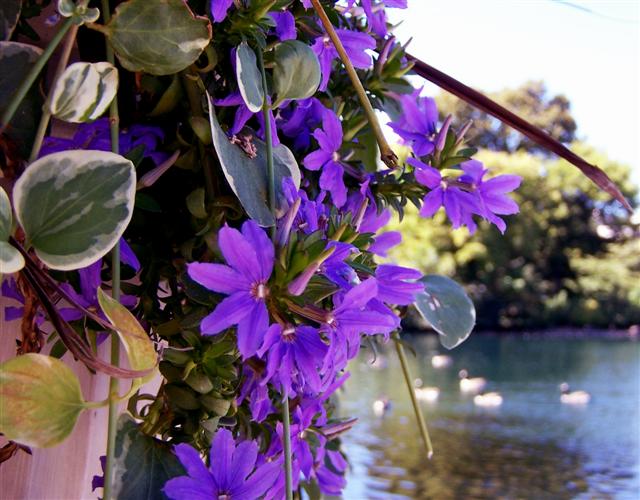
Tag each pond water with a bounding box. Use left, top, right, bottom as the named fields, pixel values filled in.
left=340, top=333, right=640, bottom=499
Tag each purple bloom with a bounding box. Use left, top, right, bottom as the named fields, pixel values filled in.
left=40, top=118, right=167, bottom=165
left=408, top=157, right=480, bottom=232
left=375, top=264, right=424, bottom=305
left=163, top=429, right=280, bottom=500
left=311, top=28, right=375, bottom=91
left=388, top=89, right=438, bottom=156
left=270, top=11, right=296, bottom=40
left=258, top=324, right=328, bottom=398
left=210, top=0, right=234, bottom=23
left=238, top=366, right=274, bottom=422
left=349, top=0, right=408, bottom=38
left=188, top=220, right=274, bottom=359
left=303, top=111, right=348, bottom=207
left=459, top=160, right=522, bottom=233
left=278, top=98, right=327, bottom=150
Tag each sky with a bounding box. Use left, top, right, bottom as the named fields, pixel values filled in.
left=388, top=0, right=640, bottom=184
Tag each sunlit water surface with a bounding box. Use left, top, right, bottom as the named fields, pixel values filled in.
left=339, top=333, right=640, bottom=499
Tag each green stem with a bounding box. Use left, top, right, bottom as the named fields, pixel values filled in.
left=29, top=23, right=80, bottom=162
left=257, top=46, right=292, bottom=499
left=102, top=1, right=121, bottom=498
left=393, top=332, right=434, bottom=459
left=310, top=0, right=398, bottom=169
left=0, top=17, right=75, bottom=134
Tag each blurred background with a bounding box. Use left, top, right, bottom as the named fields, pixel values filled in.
left=341, top=1, right=640, bottom=498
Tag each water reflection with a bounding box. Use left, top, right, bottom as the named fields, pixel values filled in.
left=341, top=334, right=640, bottom=499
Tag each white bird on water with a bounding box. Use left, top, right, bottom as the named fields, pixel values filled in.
left=473, top=392, right=503, bottom=407
left=458, top=369, right=487, bottom=393
left=413, top=378, right=440, bottom=402
left=559, top=383, right=591, bottom=405
left=431, top=354, right=453, bottom=369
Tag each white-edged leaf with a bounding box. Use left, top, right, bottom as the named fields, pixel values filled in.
left=0, top=0, right=21, bottom=41
left=0, top=186, right=11, bottom=240
left=0, top=241, right=24, bottom=274
left=414, top=275, right=476, bottom=350
left=96, top=0, right=212, bottom=76
left=49, top=62, right=118, bottom=122
left=236, top=41, right=264, bottom=113
left=0, top=353, right=86, bottom=448
left=272, top=40, right=321, bottom=107
left=97, top=288, right=158, bottom=382
left=13, top=150, right=136, bottom=271
left=208, top=94, right=301, bottom=226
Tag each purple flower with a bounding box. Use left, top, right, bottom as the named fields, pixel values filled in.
left=303, top=111, right=348, bottom=207
left=270, top=11, right=296, bottom=40
left=388, top=89, right=438, bottom=156
left=258, top=324, right=328, bottom=398
left=163, top=429, right=280, bottom=500
left=375, top=264, right=424, bottom=305
left=238, top=366, right=274, bottom=422
left=349, top=0, right=408, bottom=38
left=40, top=118, right=167, bottom=165
left=311, top=29, right=375, bottom=91
left=408, top=157, right=480, bottom=232
left=187, top=220, right=274, bottom=359
left=210, top=0, right=234, bottom=23
left=278, top=98, right=327, bottom=150
left=459, top=160, right=522, bottom=233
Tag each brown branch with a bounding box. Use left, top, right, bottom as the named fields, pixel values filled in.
left=406, top=54, right=632, bottom=212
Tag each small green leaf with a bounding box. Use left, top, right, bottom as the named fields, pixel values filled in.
left=0, top=241, right=24, bottom=274
left=13, top=150, right=136, bottom=271
left=186, top=188, right=207, bottom=219
left=97, top=288, right=157, bottom=380
left=0, top=186, right=11, bottom=240
left=49, top=62, right=118, bottom=122
left=111, top=415, right=185, bottom=499
left=0, top=42, right=44, bottom=157
left=414, top=275, right=476, bottom=349
left=97, top=0, right=212, bottom=76
left=208, top=95, right=301, bottom=226
left=0, top=0, right=21, bottom=41
left=149, top=74, right=183, bottom=116
left=0, top=353, right=86, bottom=447
left=236, top=41, right=264, bottom=113
left=272, top=40, right=321, bottom=108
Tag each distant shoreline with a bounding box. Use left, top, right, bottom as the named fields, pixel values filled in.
left=404, top=326, right=639, bottom=340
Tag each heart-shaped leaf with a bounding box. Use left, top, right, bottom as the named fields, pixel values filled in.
left=236, top=41, right=264, bottom=113
left=0, top=0, right=21, bottom=41
left=0, top=42, right=44, bottom=156
left=414, top=275, right=475, bottom=349
left=272, top=40, right=321, bottom=107
left=49, top=62, right=118, bottom=122
left=96, top=0, right=211, bottom=76
left=0, top=353, right=86, bottom=447
left=97, top=288, right=157, bottom=382
left=13, top=150, right=136, bottom=271
left=111, top=415, right=185, bottom=499
left=0, top=241, right=24, bottom=274
left=208, top=95, right=301, bottom=226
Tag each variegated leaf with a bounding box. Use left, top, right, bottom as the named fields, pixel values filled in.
left=236, top=41, right=264, bottom=113
left=49, top=62, right=118, bottom=123
left=0, top=186, right=11, bottom=240
left=13, top=150, right=136, bottom=271
left=0, top=242, right=24, bottom=274
left=95, top=0, right=211, bottom=76
left=272, top=40, right=321, bottom=108
left=0, top=354, right=86, bottom=448
left=97, top=288, right=157, bottom=382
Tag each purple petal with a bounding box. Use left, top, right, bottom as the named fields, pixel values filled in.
left=188, top=263, right=249, bottom=294
left=209, top=429, right=235, bottom=491
left=211, top=0, right=234, bottom=22
left=482, top=174, right=523, bottom=194
left=163, top=477, right=215, bottom=500
left=241, top=220, right=274, bottom=281
left=337, top=278, right=378, bottom=312
left=236, top=301, right=269, bottom=359
left=218, top=225, right=261, bottom=282
left=228, top=440, right=259, bottom=484
left=233, top=460, right=280, bottom=498
left=419, top=188, right=443, bottom=218
left=319, top=161, right=347, bottom=207
left=173, top=444, right=211, bottom=483
left=200, top=291, right=254, bottom=335
left=303, top=149, right=331, bottom=171
left=270, top=11, right=296, bottom=40
left=369, top=231, right=401, bottom=257
left=119, top=238, right=140, bottom=272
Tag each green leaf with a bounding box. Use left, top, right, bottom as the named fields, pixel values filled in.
left=236, top=41, right=264, bottom=113
left=0, top=0, right=21, bottom=41
left=186, top=188, right=207, bottom=219
left=0, top=241, right=24, bottom=274
left=13, top=150, right=136, bottom=271
left=414, top=275, right=476, bottom=349
left=111, top=415, right=185, bottom=500
left=272, top=40, right=321, bottom=108
left=208, top=95, right=301, bottom=226
left=0, top=353, right=86, bottom=447
left=97, top=288, right=157, bottom=381
left=48, top=61, right=118, bottom=122
left=97, top=0, right=211, bottom=76
left=0, top=186, right=12, bottom=240
left=0, top=42, right=43, bottom=157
